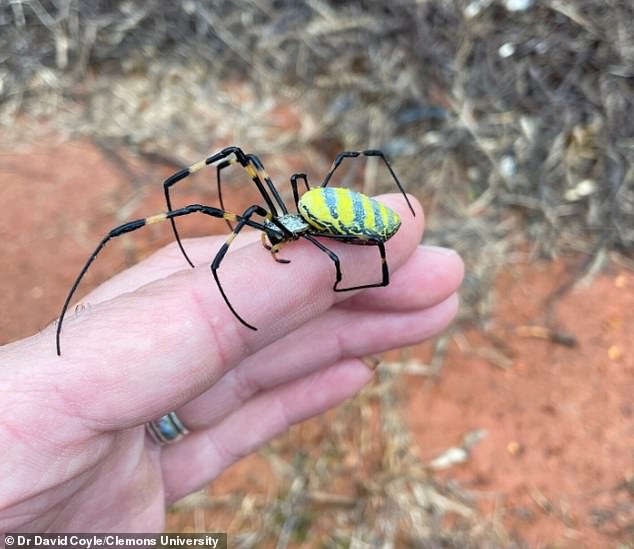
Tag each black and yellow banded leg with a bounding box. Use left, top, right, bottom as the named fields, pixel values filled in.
left=247, top=154, right=288, bottom=216
left=211, top=204, right=275, bottom=331
left=320, top=150, right=415, bottom=217
left=260, top=233, right=291, bottom=264
left=216, top=158, right=235, bottom=231
left=55, top=204, right=264, bottom=356
left=303, top=233, right=389, bottom=292
left=163, top=146, right=284, bottom=268
left=163, top=147, right=250, bottom=268
left=290, top=173, right=310, bottom=210
left=216, top=153, right=288, bottom=232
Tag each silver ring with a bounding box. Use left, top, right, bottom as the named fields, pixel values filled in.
left=146, top=412, right=189, bottom=445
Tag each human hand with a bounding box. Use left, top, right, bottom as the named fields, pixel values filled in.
left=0, top=195, right=463, bottom=532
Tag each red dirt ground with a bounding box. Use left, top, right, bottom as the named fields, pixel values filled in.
left=407, top=260, right=633, bottom=547
left=1, top=140, right=632, bottom=547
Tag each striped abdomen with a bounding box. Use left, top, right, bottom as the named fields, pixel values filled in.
left=298, top=187, right=401, bottom=241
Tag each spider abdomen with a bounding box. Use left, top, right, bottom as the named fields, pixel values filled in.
left=298, top=187, right=401, bottom=241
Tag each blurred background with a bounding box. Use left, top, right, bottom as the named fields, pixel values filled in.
left=1, top=0, right=632, bottom=546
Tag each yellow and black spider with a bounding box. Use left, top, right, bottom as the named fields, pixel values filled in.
left=56, top=146, right=414, bottom=356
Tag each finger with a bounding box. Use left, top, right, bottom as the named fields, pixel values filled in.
left=83, top=240, right=461, bottom=318
left=177, top=293, right=459, bottom=430
left=27, top=194, right=423, bottom=429
left=341, top=244, right=464, bottom=311
left=161, top=358, right=374, bottom=502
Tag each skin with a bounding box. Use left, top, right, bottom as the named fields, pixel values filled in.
left=0, top=195, right=463, bottom=532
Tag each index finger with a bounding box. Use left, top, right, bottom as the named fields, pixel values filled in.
left=21, top=195, right=424, bottom=428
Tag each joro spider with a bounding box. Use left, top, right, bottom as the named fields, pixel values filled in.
left=55, top=146, right=415, bottom=356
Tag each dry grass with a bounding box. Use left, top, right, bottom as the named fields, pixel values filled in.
left=169, top=362, right=518, bottom=547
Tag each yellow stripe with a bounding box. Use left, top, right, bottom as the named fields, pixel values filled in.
left=301, top=207, right=327, bottom=231
left=146, top=213, right=167, bottom=225
left=223, top=213, right=237, bottom=222
left=312, top=189, right=331, bottom=222
left=226, top=232, right=237, bottom=244
left=188, top=159, right=206, bottom=173
left=245, top=164, right=257, bottom=178
left=258, top=168, right=270, bottom=180
left=380, top=202, right=390, bottom=231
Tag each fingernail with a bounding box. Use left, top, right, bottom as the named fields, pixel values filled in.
left=421, top=245, right=458, bottom=256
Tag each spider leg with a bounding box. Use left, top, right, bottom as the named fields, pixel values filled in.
left=163, top=147, right=285, bottom=267
left=290, top=173, right=310, bottom=210
left=303, top=233, right=389, bottom=291
left=301, top=234, right=343, bottom=290
left=216, top=154, right=289, bottom=231
left=56, top=204, right=268, bottom=356
left=216, top=159, right=233, bottom=231
left=261, top=233, right=291, bottom=264
left=320, top=150, right=415, bottom=216
left=247, top=154, right=288, bottom=215
left=211, top=204, right=277, bottom=331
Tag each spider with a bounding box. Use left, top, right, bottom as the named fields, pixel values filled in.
left=56, top=146, right=415, bottom=356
